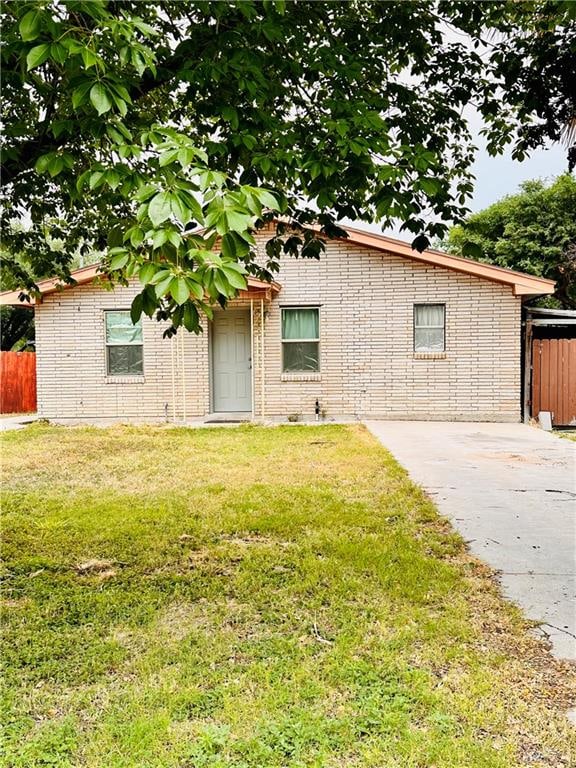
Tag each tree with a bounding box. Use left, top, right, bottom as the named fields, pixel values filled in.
left=1, top=1, right=575, bottom=333
left=0, top=307, right=35, bottom=351
left=445, top=174, right=576, bottom=308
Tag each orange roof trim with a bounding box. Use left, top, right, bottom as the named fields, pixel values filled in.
left=332, top=225, right=555, bottom=297
left=0, top=223, right=554, bottom=307
left=0, top=265, right=281, bottom=307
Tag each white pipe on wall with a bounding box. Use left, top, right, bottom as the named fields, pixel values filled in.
left=180, top=329, right=187, bottom=422
left=170, top=334, right=176, bottom=422
left=260, top=298, right=265, bottom=420
left=250, top=299, right=255, bottom=421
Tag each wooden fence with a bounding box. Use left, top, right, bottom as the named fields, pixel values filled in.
left=531, top=338, right=576, bottom=427
left=0, top=351, right=37, bottom=414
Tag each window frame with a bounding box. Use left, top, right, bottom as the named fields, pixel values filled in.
left=281, top=306, right=321, bottom=373
left=104, top=310, right=144, bottom=377
left=413, top=303, right=446, bottom=353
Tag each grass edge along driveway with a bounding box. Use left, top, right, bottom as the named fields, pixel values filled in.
left=2, top=423, right=575, bottom=768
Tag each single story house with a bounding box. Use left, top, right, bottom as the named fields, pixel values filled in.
left=0, top=223, right=555, bottom=423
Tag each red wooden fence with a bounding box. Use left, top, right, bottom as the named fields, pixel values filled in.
left=532, top=338, right=576, bottom=427
left=0, top=352, right=37, bottom=414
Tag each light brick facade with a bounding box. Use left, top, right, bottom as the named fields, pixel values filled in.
left=34, top=230, right=522, bottom=423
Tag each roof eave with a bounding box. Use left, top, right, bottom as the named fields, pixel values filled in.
left=0, top=268, right=281, bottom=307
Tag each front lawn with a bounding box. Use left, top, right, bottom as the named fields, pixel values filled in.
left=2, top=424, right=574, bottom=767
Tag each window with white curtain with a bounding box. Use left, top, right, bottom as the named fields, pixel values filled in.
left=414, top=304, right=445, bottom=352
left=281, top=307, right=320, bottom=372
left=105, top=311, right=143, bottom=375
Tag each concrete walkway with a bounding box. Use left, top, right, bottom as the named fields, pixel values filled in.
left=0, top=413, right=38, bottom=431
left=365, top=421, right=576, bottom=660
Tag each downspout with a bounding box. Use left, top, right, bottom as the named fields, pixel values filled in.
left=170, top=334, right=176, bottom=422
left=260, top=298, right=265, bottom=420
left=180, top=329, right=187, bottom=423
left=250, top=299, right=255, bottom=421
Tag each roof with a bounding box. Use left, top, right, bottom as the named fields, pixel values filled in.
left=527, top=306, right=576, bottom=326
left=332, top=225, right=555, bottom=297
left=0, top=265, right=281, bottom=307
left=0, top=224, right=555, bottom=307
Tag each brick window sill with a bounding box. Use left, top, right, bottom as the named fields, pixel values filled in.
left=104, top=376, right=146, bottom=384
left=413, top=352, right=447, bottom=360
left=281, top=372, right=322, bottom=382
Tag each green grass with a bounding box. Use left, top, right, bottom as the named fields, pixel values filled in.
left=556, top=430, right=576, bottom=442
left=1, top=423, right=574, bottom=768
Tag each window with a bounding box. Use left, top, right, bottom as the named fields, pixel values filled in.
left=414, top=304, right=445, bottom=352
left=105, top=311, right=143, bottom=375
left=282, top=307, right=320, bottom=372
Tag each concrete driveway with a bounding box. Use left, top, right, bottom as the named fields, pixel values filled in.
left=0, top=413, right=38, bottom=431
left=365, top=421, right=576, bottom=660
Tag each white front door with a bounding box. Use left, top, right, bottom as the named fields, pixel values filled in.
left=212, top=310, right=252, bottom=412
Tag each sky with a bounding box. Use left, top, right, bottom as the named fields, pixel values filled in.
left=358, top=138, right=570, bottom=240
left=469, top=141, right=568, bottom=212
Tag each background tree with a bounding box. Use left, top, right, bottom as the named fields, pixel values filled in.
left=1, top=0, right=575, bottom=333
left=0, top=306, right=34, bottom=351
left=445, top=174, right=576, bottom=308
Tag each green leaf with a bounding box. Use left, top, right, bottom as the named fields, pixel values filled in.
left=89, top=83, right=112, bottom=115
left=138, top=263, right=158, bottom=284
left=159, top=149, right=179, bottom=167
left=167, top=230, right=182, bottom=248
left=47, top=156, right=64, bottom=177
left=152, top=229, right=168, bottom=250
left=169, top=193, right=190, bottom=225
left=51, top=119, right=72, bottom=139
left=148, top=192, right=172, bottom=226
left=81, top=47, right=99, bottom=69
left=221, top=106, right=239, bottom=130
left=182, top=303, right=199, bottom=332
left=130, top=294, right=143, bottom=325
left=71, top=82, right=92, bottom=109
left=105, top=169, right=121, bottom=190
left=109, top=250, right=130, bottom=270
left=462, top=241, right=483, bottom=260
left=20, top=10, right=42, bottom=41
left=184, top=277, right=204, bottom=300
left=50, top=42, right=67, bottom=65
left=142, top=286, right=158, bottom=317
left=255, top=189, right=279, bottom=210
left=213, top=271, right=229, bottom=295
left=26, top=43, right=50, bottom=71
left=176, top=190, right=204, bottom=224
left=133, top=184, right=157, bottom=203
left=411, top=234, right=430, bottom=253
left=149, top=268, right=172, bottom=285
left=224, top=210, right=252, bottom=234
left=107, top=225, right=124, bottom=248
left=34, top=154, right=52, bottom=174
left=177, top=147, right=195, bottom=167
left=420, top=178, right=440, bottom=196
left=89, top=171, right=104, bottom=190
left=154, top=273, right=174, bottom=298
left=221, top=233, right=236, bottom=260
left=129, top=227, right=145, bottom=248
left=170, top=277, right=191, bottom=305
left=221, top=266, right=247, bottom=290
left=75, top=169, right=90, bottom=192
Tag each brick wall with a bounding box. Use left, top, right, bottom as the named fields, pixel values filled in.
left=35, top=232, right=521, bottom=422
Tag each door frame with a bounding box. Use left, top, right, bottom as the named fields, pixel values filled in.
left=209, top=308, right=253, bottom=415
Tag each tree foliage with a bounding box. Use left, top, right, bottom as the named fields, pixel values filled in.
left=1, top=0, right=575, bottom=332
left=446, top=174, right=576, bottom=308
left=0, top=306, right=35, bottom=351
